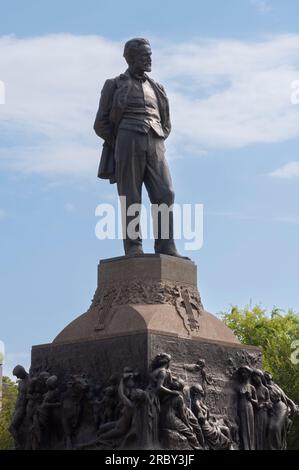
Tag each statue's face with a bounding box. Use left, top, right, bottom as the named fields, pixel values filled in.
left=252, top=374, right=262, bottom=386
left=191, top=386, right=204, bottom=399
left=133, top=45, right=152, bottom=73
left=264, top=372, right=272, bottom=383
left=16, top=370, right=25, bottom=379
left=239, top=368, right=250, bottom=381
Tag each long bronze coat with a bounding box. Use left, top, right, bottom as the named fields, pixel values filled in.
left=94, top=69, right=171, bottom=183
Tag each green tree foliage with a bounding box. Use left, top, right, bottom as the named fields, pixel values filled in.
left=221, top=305, right=299, bottom=449
left=0, top=376, right=17, bottom=449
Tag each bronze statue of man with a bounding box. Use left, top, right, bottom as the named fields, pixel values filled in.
left=94, top=38, right=183, bottom=257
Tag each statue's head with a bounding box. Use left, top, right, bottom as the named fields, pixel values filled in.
left=196, top=358, right=206, bottom=369
left=68, top=374, right=89, bottom=395
left=251, top=368, right=264, bottom=386
left=190, top=383, right=205, bottom=399
left=36, top=371, right=50, bottom=388
left=237, top=365, right=252, bottom=382
left=151, top=352, right=171, bottom=370
left=38, top=371, right=50, bottom=381
left=46, top=375, right=58, bottom=390
left=122, top=367, right=135, bottom=384
left=103, top=386, right=115, bottom=397
left=108, top=373, right=120, bottom=387
left=123, top=38, right=152, bottom=73
left=263, top=371, right=273, bottom=383
left=12, top=364, right=27, bottom=380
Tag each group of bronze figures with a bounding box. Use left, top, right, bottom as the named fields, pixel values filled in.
left=10, top=354, right=298, bottom=450
left=234, top=365, right=297, bottom=450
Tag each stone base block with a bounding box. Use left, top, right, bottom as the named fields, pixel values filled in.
left=31, top=332, right=261, bottom=449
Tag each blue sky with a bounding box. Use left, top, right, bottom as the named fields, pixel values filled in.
left=1, top=0, right=299, bottom=376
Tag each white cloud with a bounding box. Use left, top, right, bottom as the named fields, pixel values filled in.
left=0, top=33, right=299, bottom=176
left=0, top=143, right=98, bottom=175
left=0, top=79, right=5, bottom=104
left=270, top=161, right=299, bottom=179
left=160, top=35, right=299, bottom=149
left=250, top=0, right=272, bottom=14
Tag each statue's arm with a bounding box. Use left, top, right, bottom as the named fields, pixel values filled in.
left=250, top=385, right=258, bottom=407
left=157, top=82, right=171, bottom=139
left=176, top=397, right=191, bottom=428
left=149, top=78, right=172, bottom=139
left=279, top=387, right=298, bottom=414
left=153, top=370, right=177, bottom=396
left=93, top=79, right=116, bottom=146
left=118, top=379, right=134, bottom=408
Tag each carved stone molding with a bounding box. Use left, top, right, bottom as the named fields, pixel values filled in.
left=92, top=279, right=203, bottom=332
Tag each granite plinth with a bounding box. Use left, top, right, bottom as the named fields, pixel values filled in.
left=53, top=255, right=239, bottom=344
left=28, top=255, right=262, bottom=450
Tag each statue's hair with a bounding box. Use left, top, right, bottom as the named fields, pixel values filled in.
left=12, top=364, right=27, bottom=378
left=38, top=371, right=50, bottom=380
left=190, top=383, right=204, bottom=397
left=46, top=375, right=58, bottom=389
left=196, top=358, right=206, bottom=367
left=237, top=365, right=252, bottom=377
left=252, top=368, right=263, bottom=377
left=123, top=38, right=150, bottom=65
left=150, top=352, right=171, bottom=370
left=263, top=370, right=273, bottom=382
left=251, top=368, right=267, bottom=385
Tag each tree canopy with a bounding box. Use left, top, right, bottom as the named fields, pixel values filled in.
left=0, top=376, right=17, bottom=449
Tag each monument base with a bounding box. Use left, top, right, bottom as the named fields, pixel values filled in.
left=30, top=331, right=261, bottom=450
left=25, top=256, right=263, bottom=450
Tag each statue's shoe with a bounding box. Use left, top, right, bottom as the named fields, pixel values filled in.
left=155, top=248, right=190, bottom=260
left=125, top=247, right=144, bottom=257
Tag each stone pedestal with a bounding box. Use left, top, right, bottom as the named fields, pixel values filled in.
left=32, top=332, right=261, bottom=423
left=29, top=255, right=261, bottom=450
left=32, top=254, right=248, bottom=383
left=51, top=254, right=239, bottom=343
